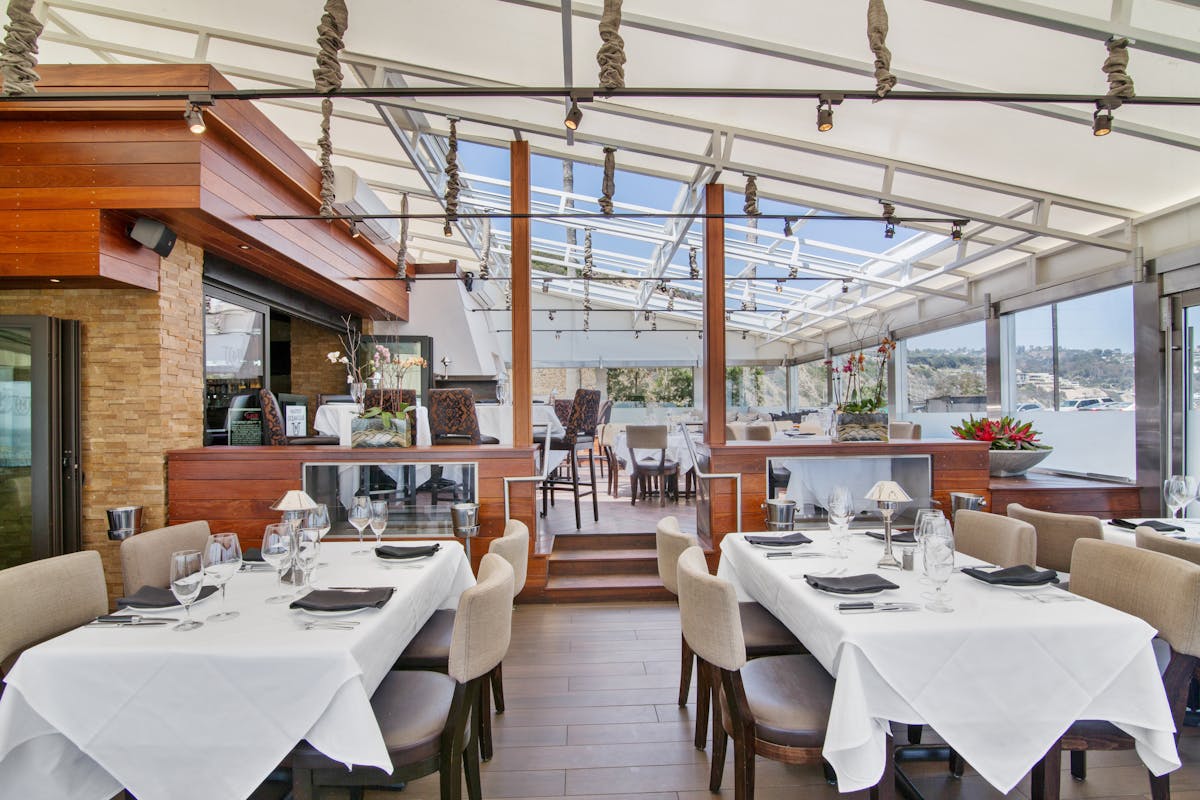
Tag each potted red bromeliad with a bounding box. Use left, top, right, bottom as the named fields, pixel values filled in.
left=951, top=415, right=1053, bottom=477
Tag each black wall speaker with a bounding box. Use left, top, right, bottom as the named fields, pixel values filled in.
left=128, top=217, right=177, bottom=258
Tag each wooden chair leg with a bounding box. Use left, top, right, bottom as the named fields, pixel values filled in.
left=490, top=662, right=505, bottom=714
left=709, top=701, right=728, bottom=792
left=291, top=768, right=315, bottom=800
left=679, top=635, right=694, bottom=705
left=588, top=447, right=599, bottom=522
left=733, top=723, right=756, bottom=800
left=1149, top=769, right=1170, bottom=800
left=1031, top=742, right=1063, bottom=800
left=948, top=749, right=965, bottom=778
left=694, top=659, right=710, bottom=751
left=464, top=694, right=483, bottom=800
left=1070, top=750, right=1086, bottom=781
left=869, top=735, right=895, bottom=800
left=478, top=677, right=494, bottom=762
left=571, top=454, right=582, bottom=529
left=822, top=761, right=837, bottom=785
left=907, top=723, right=923, bottom=744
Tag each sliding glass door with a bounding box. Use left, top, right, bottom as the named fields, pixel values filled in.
left=0, top=316, right=80, bottom=568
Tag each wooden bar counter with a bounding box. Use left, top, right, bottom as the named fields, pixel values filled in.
left=167, top=445, right=539, bottom=576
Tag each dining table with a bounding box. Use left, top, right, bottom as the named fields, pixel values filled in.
left=474, top=403, right=564, bottom=445
left=613, top=429, right=697, bottom=476
left=0, top=540, right=474, bottom=800
left=313, top=402, right=434, bottom=447
left=1100, top=517, right=1200, bottom=547
left=716, top=529, right=1179, bottom=795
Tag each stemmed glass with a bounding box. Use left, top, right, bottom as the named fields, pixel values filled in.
left=827, top=486, right=853, bottom=559
left=304, top=504, right=331, bottom=539
left=1165, top=476, right=1191, bottom=519
left=913, top=508, right=945, bottom=584
left=261, top=523, right=296, bottom=604
left=201, top=532, right=242, bottom=622
left=349, top=495, right=372, bottom=555
left=369, top=500, right=389, bottom=551
left=923, top=519, right=956, bottom=614
left=294, top=528, right=321, bottom=593
left=169, top=549, right=205, bottom=631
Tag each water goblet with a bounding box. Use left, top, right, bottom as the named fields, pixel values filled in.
left=1165, top=476, right=1190, bottom=519
left=349, top=495, right=372, bottom=555
left=827, top=486, right=853, bottom=559
left=295, top=528, right=321, bottom=592
left=923, top=521, right=956, bottom=613
left=202, top=532, right=242, bottom=622
left=261, top=523, right=296, bottom=604
left=369, top=500, right=389, bottom=551
left=304, top=504, right=331, bottom=539
left=169, top=549, right=205, bottom=631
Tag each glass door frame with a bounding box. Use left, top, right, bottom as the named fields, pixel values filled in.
left=203, top=285, right=271, bottom=445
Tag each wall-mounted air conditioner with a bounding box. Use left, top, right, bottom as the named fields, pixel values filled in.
left=332, top=166, right=400, bottom=246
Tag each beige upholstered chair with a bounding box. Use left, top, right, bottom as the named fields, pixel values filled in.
left=1031, top=540, right=1200, bottom=800
left=745, top=424, right=772, bottom=441
left=626, top=425, right=679, bottom=505
left=480, top=518, right=530, bottom=745
left=119, top=520, right=211, bottom=595
left=1135, top=527, right=1200, bottom=566
left=725, top=424, right=740, bottom=441
left=292, top=553, right=514, bottom=800
left=888, top=422, right=914, bottom=439
left=953, top=510, right=1036, bottom=567
left=675, top=546, right=894, bottom=800
left=656, top=516, right=806, bottom=750
left=0, top=551, right=108, bottom=676
left=1006, top=504, right=1102, bottom=573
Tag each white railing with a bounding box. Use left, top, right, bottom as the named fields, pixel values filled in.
left=502, top=425, right=552, bottom=522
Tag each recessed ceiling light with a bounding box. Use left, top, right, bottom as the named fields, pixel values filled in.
left=238, top=244, right=251, bottom=250
left=49, top=278, right=61, bottom=283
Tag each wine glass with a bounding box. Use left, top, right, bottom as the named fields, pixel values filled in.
left=349, top=495, right=372, bottom=555
left=201, top=532, right=242, bottom=622
left=304, top=504, right=331, bottom=540
left=369, top=500, right=389, bottom=551
left=294, top=528, right=321, bottom=593
left=261, top=523, right=295, bottom=604
left=169, top=549, right=205, bottom=631
left=1165, top=476, right=1190, bottom=519
left=913, top=509, right=945, bottom=585
left=923, top=520, right=956, bottom=614
left=827, top=486, right=853, bottom=559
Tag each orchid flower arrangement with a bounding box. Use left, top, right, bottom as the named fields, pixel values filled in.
left=325, top=316, right=369, bottom=385
left=951, top=415, right=1049, bottom=451
left=362, top=344, right=428, bottom=429
left=826, top=336, right=895, bottom=414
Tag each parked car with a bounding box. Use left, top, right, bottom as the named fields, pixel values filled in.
left=1016, top=402, right=1044, bottom=412
left=1077, top=398, right=1119, bottom=411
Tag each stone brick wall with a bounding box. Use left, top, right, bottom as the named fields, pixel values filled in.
left=0, top=240, right=205, bottom=599
left=290, top=318, right=347, bottom=430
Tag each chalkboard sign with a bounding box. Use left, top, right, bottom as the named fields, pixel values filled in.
left=229, top=409, right=263, bottom=446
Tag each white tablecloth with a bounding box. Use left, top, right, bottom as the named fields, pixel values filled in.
left=779, top=458, right=893, bottom=513
left=1100, top=517, right=1200, bottom=548
left=474, top=404, right=564, bottom=445
left=313, top=403, right=432, bottom=447
left=716, top=531, right=1178, bottom=794
left=0, top=542, right=474, bottom=800
left=613, top=430, right=696, bottom=476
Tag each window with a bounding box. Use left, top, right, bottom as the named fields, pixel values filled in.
left=1006, top=286, right=1135, bottom=480
left=726, top=365, right=787, bottom=411
left=792, top=361, right=829, bottom=408
left=204, top=290, right=267, bottom=445
left=900, top=322, right=986, bottom=437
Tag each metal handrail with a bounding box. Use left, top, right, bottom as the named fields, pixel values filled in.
left=678, top=423, right=742, bottom=534
left=503, top=424, right=552, bottom=522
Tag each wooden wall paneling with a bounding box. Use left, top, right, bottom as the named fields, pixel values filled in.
left=98, top=211, right=159, bottom=289
left=703, top=183, right=726, bottom=447
left=510, top=141, right=532, bottom=447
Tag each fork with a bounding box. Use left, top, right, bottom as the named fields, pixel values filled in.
left=304, top=621, right=359, bottom=630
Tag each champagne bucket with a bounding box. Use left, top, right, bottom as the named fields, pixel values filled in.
left=450, top=503, right=479, bottom=533
left=106, top=506, right=143, bottom=540
left=949, top=492, right=987, bottom=514
left=762, top=498, right=797, bottom=527
left=766, top=521, right=795, bottom=532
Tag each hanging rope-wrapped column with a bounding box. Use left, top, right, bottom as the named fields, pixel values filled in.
left=312, top=0, right=348, bottom=218
left=395, top=193, right=410, bottom=277
left=1103, top=37, right=1136, bottom=100
left=598, top=146, right=616, bottom=215
left=596, top=0, right=626, bottom=91
left=479, top=215, right=492, bottom=280
left=583, top=229, right=594, bottom=332
left=743, top=174, right=760, bottom=217
left=1, top=0, right=42, bottom=96
left=444, top=118, right=461, bottom=236
left=688, top=246, right=699, bottom=280
left=867, top=0, right=897, bottom=99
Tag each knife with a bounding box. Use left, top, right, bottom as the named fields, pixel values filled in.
left=95, top=614, right=179, bottom=624
left=90, top=620, right=172, bottom=627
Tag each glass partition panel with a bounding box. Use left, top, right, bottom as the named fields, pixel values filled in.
left=766, top=454, right=931, bottom=527
left=903, top=322, right=986, bottom=437
left=303, top=461, right=478, bottom=538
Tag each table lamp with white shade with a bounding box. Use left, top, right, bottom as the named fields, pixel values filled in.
left=865, top=480, right=911, bottom=570
left=271, top=490, right=318, bottom=533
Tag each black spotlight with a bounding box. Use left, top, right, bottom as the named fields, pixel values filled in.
left=128, top=217, right=177, bottom=257
left=463, top=273, right=475, bottom=292
left=816, top=99, right=834, bottom=132
left=1093, top=105, right=1113, bottom=137
left=884, top=221, right=896, bottom=239
left=564, top=98, right=583, bottom=131
left=951, top=222, right=963, bottom=242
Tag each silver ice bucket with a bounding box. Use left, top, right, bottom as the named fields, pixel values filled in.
left=106, top=506, right=143, bottom=540
left=762, top=498, right=797, bottom=528
left=450, top=503, right=479, bottom=534
left=766, top=521, right=795, bottom=532
left=949, top=492, right=987, bottom=514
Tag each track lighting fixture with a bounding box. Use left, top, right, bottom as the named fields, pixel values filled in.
left=1092, top=104, right=1113, bottom=136
left=725, top=310, right=732, bottom=321
left=564, top=98, right=583, bottom=130
left=783, top=217, right=794, bottom=237
left=184, top=102, right=207, bottom=135
left=548, top=310, right=555, bottom=321
left=633, top=329, right=640, bottom=339
left=542, top=278, right=551, bottom=293
left=884, top=221, right=895, bottom=239
left=404, top=275, right=415, bottom=293
left=463, top=273, right=474, bottom=292
left=951, top=221, right=963, bottom=241
left=841, top=280, right=850, bottom=294
left=741, top=329, right=748, bottom=340
left=816, top=99, right=834, bottom=132
left=643, top=310, right=651, bottom=321
left=348, top=220, right=360, bottom=238
left=775, top=280, right=785, bottom=293
left=555, top=330, right=561, bottom=341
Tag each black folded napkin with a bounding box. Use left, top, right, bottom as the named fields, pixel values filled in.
left=290, top=587, right=394, bottom=612
left=865, top=530, right=916, bottom=544
left=962, top=564, right=1059, bottom=586
left=1110, top=518, right=1184, bottom=533
left=804, top=573, right=899, bottom=594
left=375, top=544, right=442, bottom=560
left=744, top=532, right=813, bottom=547
left=117, top=584, right=218, bottom=609
left=242, top=548, right=264, bottom=562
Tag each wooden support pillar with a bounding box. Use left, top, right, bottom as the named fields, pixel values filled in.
left=703, top=183, right=726, bottom=445
left=511, top=141, right=532, bottom=447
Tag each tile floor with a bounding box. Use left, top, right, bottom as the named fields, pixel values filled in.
left=348, top=601, right=1200, bottom=800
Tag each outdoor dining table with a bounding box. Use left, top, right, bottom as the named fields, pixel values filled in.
left=0, top=541, right=474, bottom=800
left=613, top=429, right=697, bottom=476
left=716, top=529, right=1179, bottom=795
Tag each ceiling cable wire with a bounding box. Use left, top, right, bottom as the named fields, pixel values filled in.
left=596, top=0, right=626, bottom=91
left=0, top=0, right=42, bottom=96
left=312, top=0, right=348, bottom=218
left=867, top=0, right=898, bottom=100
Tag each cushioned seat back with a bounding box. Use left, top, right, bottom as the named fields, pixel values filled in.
left=676, top=546, right=746, bottom=672
left=258, top=389, right=289, bottom=445
left=627, top=424, right=668, bottom=450
left=597, top=398, right=613, bottom=425
left=746, top=424, right=772, bottom=441
left=120, top=521, right=211, bottom=595
left=562, top=389, right=601, bottom=448
left=953, top=510, right=1036, bottom=568
left=363, top=388, right=416, bottom=415
left=488, top=519, right=530, bottom=596
left=448, top=554, right=515, bottom=683
left=888, top=422, right=914, bottom=439
left=1007, top=503, right=1103, bottom=573
left=655, top=516, right=696, bottom=596
left=1072, top=539, right=1200, bottom=658
left=725, top=424, right=740, bottom=441
left=553, top=398, right=572, bottom=426
left=1135, top=527, right=1200, bottom=567
left=429, top=388, right=482, bottom=444
left=0, top=551, right=108, bottom=674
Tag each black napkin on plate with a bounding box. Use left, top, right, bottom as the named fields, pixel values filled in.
left=744, top=532, right=813, bottom=547
left=962, top=564, right=1059, bottom=586
left=375, top=544, right=442, bottom=560
left=804, top=573, right=899, bottom=594
left=865, top=530, right=916, bottom=544
left=117, top=585, right=218, bottom=608
left=242, top=547, right=264, bottom=562
left=1110, top=518, right=1184, bottom=533
left=290, top=587, right=394, bottom=612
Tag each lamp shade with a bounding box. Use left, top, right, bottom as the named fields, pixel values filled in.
left=865, top=481, right=912, bottom=503
left=271, top=490, right=318, bottom=512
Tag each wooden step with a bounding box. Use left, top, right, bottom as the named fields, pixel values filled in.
left=551, top=532, right=657, bottom=551
left=548, top=548, right=659, bottom=576
left=543, top=573, right=674, bottom=602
